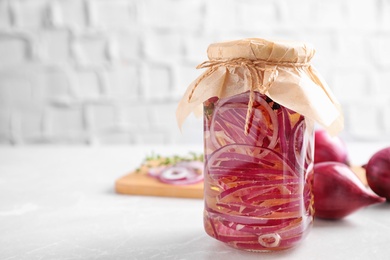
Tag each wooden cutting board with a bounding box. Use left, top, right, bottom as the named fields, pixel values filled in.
left=115, top=165, right=366, bottom=199
left=115, top=172, right=204, bottom=199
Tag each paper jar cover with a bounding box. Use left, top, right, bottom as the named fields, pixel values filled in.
left=176, top=38, right=344, bottom=135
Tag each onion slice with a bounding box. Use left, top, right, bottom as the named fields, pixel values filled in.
left=210, top=93, right=278, bottom=150
left=148, top=161, right=204, bottom=186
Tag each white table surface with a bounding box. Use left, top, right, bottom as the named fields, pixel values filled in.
left=1, top=143, right=390, bottom=260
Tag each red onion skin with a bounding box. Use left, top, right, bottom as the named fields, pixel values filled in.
left=366, top=147, right=390, bottom=201
left=314, top=129, right=349, bottom=165
left=311, top=162, right=385, bottom=220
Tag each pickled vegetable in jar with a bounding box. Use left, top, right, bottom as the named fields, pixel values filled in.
left=176, top=38, right=344, bottom=252
left=203, top=91, right=313, bottom=251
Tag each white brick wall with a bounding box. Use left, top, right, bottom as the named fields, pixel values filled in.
left=0, top=0, right=389, bottom=145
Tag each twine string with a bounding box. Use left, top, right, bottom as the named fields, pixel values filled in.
left=188, top=58, right=308, bottom=135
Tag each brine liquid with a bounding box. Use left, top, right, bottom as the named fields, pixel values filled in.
left=203, top=91, right=314, bottom=251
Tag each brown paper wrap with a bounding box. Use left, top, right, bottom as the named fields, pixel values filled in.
left=176, top=38, right=344, bottom=135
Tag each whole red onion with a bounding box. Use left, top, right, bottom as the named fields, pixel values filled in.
left=310, top=162, right=385, bottom=220
left=365, top=147, right=390, bottom=201
left=314, top=129, right=349, bottom=165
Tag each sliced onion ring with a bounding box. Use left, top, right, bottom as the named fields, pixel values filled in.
left=209, top=92, right=279, bottom=150
left=148, top=161, right=204, bottom=186
left=160, top=167, right=191, bottom=180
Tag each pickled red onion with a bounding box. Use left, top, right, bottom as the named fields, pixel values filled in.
left=210, top=93, right=278, bottom=150
left=203, top=91, right=314, bottom=251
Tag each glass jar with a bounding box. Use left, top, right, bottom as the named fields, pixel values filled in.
left=203, top=91, right=314, bottom=251
left=176, top=38, right=343, bottom=252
